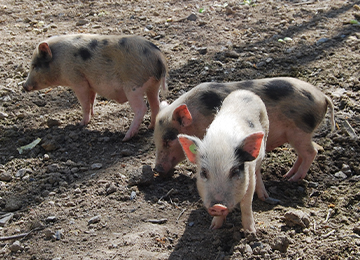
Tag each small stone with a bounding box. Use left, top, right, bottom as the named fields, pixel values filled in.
left=0, top=213, right=14, bottom=227
left=0, top=171, right=12, bottom=181
left=187, top=13, right=197, bottom=21
left=91, top=163, right=103, bottom=170
left=45, top=216, right=57, bottom=222
left=0, top=112, right=8, bottom=119
left=224, top=51, right=240, bottom=59
left=55, top=230, right=63, bottom=240
left=16, top=168, right=32, bottom=178
left=130, top=191, right=136, bottom=200
left=284, top=210, right=310, bottom=228
left=128, top=165, right=154, bottom=186
left=41, top=141, right=58, bottom=151
left=316, top=38, right=329, bottom=45
left=225, top=7, right=235, bottom=15
left=334, top=171, right=347, bottom=179
left=197, top=47, right=208, bottom=55
left=271, top=236, right=290, bottom=253
left=120, top=149, right=133, bottom=156
left=88, top=215, right=101, bottom=225
left=47, top=118, right=61, bottom=127
left=43, top=228, right=55, bottom=239
left=76, top=19, right=88, bottom=26
left=9, top=241, right=23, bottom=252
left=106, top=183, right=117, bottom=195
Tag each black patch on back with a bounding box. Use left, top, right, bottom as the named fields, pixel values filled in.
left=199, top=90, right=223, bottom=112
left=119, top=38, right=129, bottom=51
left=301, top=89, right=314, bottom=102
left=78, top=47, right=92, bottom=61
left=302, top=112, right=316, bottom=131
left=235, top=147, right=255, bottom=163
left=89, top=39, right=98, bottom=50
left=102, top=39, right=109, bottom=45
left=237, top=80, right=254, bottom=89
left=264, top=79, right=294, bottom=100
left=163, top=128, right=179, bottom=142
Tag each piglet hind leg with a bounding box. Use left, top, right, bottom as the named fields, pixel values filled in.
left=73, top=84, right=97, bottom=126
left=145, top=77, right=162, bottom=129
left=283, top=133, right=317, bottom=181
left=122, top=86, right=148, bottom=141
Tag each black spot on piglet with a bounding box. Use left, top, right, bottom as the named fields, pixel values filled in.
left=78, top=47, right=92, bottom=61
left=235, top=147, right=255, bottom=163
left=302, top=112, right=316, bottom=132
left=264, top=79, right=294, bottom=100
left=89, top=39, right=98, bottom=50
left=199, top=91, right=223, bottom=112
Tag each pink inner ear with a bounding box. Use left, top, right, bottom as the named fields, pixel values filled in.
left=242, top=132, right=264, bottom=159
left=38, top=43, right=52, bottom=59
left=178, top=136, right=197, bottom=164
left=173, top=104, right=193, bottom=127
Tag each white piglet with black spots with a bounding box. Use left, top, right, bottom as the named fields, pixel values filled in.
left=178, top=90, right=269, bottom=233
left=24, top=34, right=167, bottom=141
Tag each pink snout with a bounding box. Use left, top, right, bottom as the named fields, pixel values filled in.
left=23, top=82, right=33, bottom=92
left=208, top=204, right=229, bottom=217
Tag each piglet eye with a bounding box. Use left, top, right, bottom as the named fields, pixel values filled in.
left=229, top=164, right=244, bottom=179
left=200, top=167, right=209, bottom=180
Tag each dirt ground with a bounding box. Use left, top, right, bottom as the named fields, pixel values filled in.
left=0, top=0, right=360, bottom=259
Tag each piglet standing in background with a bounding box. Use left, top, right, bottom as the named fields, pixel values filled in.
left=178, top=90, right=269, bottom=232
left=23, top=34, right=167, bottom=141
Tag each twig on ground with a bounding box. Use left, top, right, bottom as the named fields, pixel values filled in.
left=0, top=227, right=44, bottom=241
left=176, top=208, right=187, bottom=223
left=158, top=188, right=174, bottom=203
left=321, top=229, right=336, bottom=238
left=324, top=208, right=333, bottom=223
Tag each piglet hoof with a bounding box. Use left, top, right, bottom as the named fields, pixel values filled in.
left=210, top=216, right=226, bottom=230
left=264, top=197, right=282, bottom=205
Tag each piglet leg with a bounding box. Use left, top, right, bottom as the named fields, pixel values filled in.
left=73, top=83, right=96, bottom=125
left=123, top=86, right=147, bottom=141
left=255, top=168, right=269, bottom=201
left=145, top=78, right=161, bottom=129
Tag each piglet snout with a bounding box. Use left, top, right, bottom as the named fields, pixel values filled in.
left=208, top=204, right=229, bottom=217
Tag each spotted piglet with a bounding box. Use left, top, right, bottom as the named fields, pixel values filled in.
left=154, top=78, right=335, bottom=198
left=23, top=34, right=167, bottom=141
left=178, top=90, right=269, bottom=232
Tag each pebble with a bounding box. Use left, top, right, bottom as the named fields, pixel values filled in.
left=187, top=13, right=197, bottom=21
left=0, top=213, right=14, bottom=227
left=88, top=215, right=101, bottom=225
left=128, top=165, right=154, bottom=186
left=0, top=111, right=8, bottom=119
left=197, top=47, right=208, bottom=55
left=45, top=216, right=57, bottom=222
left=55, top=230, right=63, bottom=240
left=76, top=19, right=88, bottom=26
left=91, top=163, right=103, bottom=170
left=334, top=171, right=347, bottom=179
left=284, top=210, right=310, bottom=228
left=9, top=240, right=23, bottom=252
left=271, top=236, right=290, bottom=253
left=106, top=183, right=117, bottom=195
left=130, top=191, right=137, bottom=200
left=0, top=171, right=12, bottom=181
left=43, top=228, right=55, bottom=240
left=316, top=38, right=329, bottom=45
left=16, top=168, right=32, bottom=178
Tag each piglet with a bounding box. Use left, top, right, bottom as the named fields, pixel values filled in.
left=23, top=34, right=167, bottom=141
left=154, top=78, right=335, bottom=195
left=178, top=90, right=269, bottom=232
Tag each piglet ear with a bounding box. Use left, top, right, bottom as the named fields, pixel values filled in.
left=172, top=104, right=193, bottom=127
left=178, top=134, right=199, bottom=164
left=38, top=42, right=52, bottom=61
left=241, top=131, right=264, bottom=160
